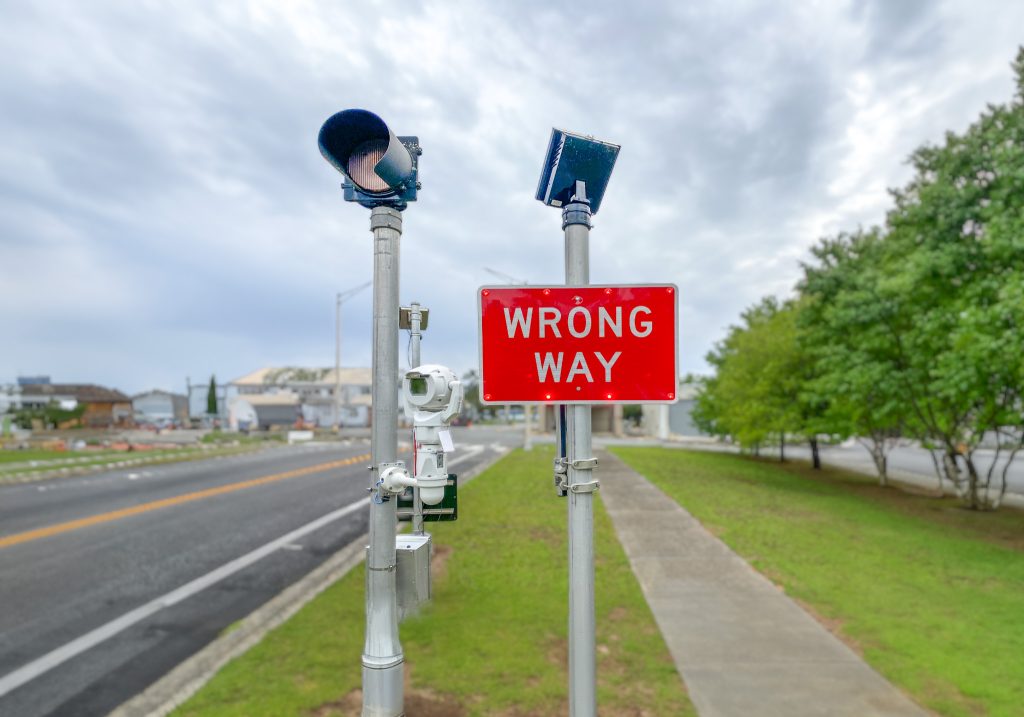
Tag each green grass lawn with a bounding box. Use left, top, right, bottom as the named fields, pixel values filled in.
left=173, top=448, right=694, bottom=717
left=0, top=449, right=126, bottom=465
left=0, top=445, right=262, bottom=480
left=613, top=446, right=1024, bottom=717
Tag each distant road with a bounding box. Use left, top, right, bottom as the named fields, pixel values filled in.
left=775, top=442, right=1024, bottom=496
left=0, top=427, right=513, bottom=717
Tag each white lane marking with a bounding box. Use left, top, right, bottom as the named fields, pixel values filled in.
left=447, top=444, right=485, bottom=468
left=0, top=496, right=370, bottom=698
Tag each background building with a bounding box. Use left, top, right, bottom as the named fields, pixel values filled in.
left=18, top=379, right=132, bottom=428
left=228, top=366, right=372, bottom=428
left=642, top=380, right=707, bottom=440
left=132, top=390, right=189, bottom=426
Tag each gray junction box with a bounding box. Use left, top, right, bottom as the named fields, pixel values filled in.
left=395, top=533, right=432, bottom=622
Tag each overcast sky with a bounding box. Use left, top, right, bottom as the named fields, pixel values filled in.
left=2, top=0, right=1022, bottom=396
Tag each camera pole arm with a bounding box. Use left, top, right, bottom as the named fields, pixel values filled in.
left=441, top=380, right=463, bottom=424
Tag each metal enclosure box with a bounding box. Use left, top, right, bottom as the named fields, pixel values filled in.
left=395, top=533, right=431, bottom=622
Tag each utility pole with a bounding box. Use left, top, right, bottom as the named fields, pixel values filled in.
left=404, top=302, right=426, bottom=534
left=335, top=281, right=371, bottom=429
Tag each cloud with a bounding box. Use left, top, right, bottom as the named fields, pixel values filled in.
left=1, top=0, right=1023, bottom=394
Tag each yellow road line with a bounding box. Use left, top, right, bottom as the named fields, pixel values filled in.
left=0, top=453, right=371, bottom=551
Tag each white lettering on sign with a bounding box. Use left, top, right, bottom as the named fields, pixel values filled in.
left=539, top=307, right=562, bottom=338
left=598, top=307, right=622, bottom=337
left=566, top=353, right=594, bottom=382
left=630, top=306, right=653, bottom=337
left=504, top=307, right=532, bottom=338
left=504, top=305, right=652, bottom=340
left=534, top=351, right=623, bottom=383
left=595, top=351, right=621, bottom=381
left=568, top=307, right=591, bottom=338
left=535, top=352, right=564, bottom=382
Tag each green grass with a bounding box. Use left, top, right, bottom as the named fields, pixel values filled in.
left=0, top=445, right=263, bottom=481
left=200, top=431, right=285, bottom=445
left=173, top=448, right=694, bottom=716
left=0, top=449, right=126, bottom=464
left=612, top=447, right=1024, bottom=717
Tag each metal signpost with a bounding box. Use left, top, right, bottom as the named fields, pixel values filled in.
left=480, top=129, right=676, bottom=717
left=401, top=302, right=429, bottom=533
left=318, top=108, right=421, bottom=717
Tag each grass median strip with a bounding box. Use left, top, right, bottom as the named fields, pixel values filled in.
left=0, top=445, right=269, bottom=483
left=612, top=446, right=1024, bottom=717
left=172, top=447, right=695, bottom=717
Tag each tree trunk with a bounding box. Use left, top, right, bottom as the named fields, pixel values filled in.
left=870, top=443, right=888, bottom=486
left=963, top=455, right=988, bottom=510
left=810, top=437, right=821, bottom=469
left=779, top=433, right=785, bottom=462
left=942, top=450, right=975, bottom=507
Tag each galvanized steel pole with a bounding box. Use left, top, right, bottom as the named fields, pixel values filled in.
left=408, top=302, right=425, bottom=535
left=363, top=206, right=404, bottom=717
left=335, top=292, right=343, bottom=428
left=563, top=190, right=597, bottom=717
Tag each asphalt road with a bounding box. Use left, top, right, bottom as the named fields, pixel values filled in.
left=777, top=442, right=1024, bottom=495
left=0, top=427, right=514, bottom=717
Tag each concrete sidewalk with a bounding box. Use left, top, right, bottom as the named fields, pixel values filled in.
left=597, top=449, right=930, bottom=717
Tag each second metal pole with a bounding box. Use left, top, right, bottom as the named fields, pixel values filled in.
left=563, top=191, right=597, bottom=717
left=408, top=302, right=425, bottom=535
left=362, top=206, right=404, bottom=717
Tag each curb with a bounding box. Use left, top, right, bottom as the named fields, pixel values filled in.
left=108, top=538, right=367, bottom=717
left=107, top=447, right=506, bottom=717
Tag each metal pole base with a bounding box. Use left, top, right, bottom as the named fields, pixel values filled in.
left=361, top=663, right=404, bottom=717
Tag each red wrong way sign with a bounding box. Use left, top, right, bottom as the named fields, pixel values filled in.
left=478, top=285, right=678, bottom=404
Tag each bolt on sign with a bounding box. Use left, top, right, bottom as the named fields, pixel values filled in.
left=478, top=285, right=678, bottom=404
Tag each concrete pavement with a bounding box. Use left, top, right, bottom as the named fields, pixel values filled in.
left=597, top=449, right=930, bottom=717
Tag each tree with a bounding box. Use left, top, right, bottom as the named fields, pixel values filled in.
left=13, top=401, right=86, bottom=430
left=870, top=51, right=1024, bottom=508
left=207, top=375, right=218, bottom=416
left=460, top=369, right=482, bottom=421
left=799, top=229, right=907, bottom=485
left=696, top=297, right=824, bottom=464
left=795, top=50, right=1024, bottom=507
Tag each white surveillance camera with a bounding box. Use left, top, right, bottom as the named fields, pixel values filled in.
left=403, top=365, right=459, bottom=415
left=381, top=365, right=463, bottom=505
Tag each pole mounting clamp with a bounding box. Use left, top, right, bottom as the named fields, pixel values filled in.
left=571, top=457, right=599, bottom=470
left=569, top=480, right=600, bottom=494
left=369, top=208, right=403, bottom=232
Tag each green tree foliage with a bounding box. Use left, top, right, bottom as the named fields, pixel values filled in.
left=866, top=48, right=1024, bottom=508
left=799, top=229, right=907, bottom=485
left=702, top=49, right=1024, bottom=509
left=13, top=401, right=87, bottom=429
left=207, top=375, right=218, bottom=416
left=695, top=298, right=823, bottom=463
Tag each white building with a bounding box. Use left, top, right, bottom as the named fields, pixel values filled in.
left=642, top=380, right=708, bottom=439
left=132, top=390, right=189, bottom=425
left=0, top=384, right=22, bottom=415
left=229, top=366, right=372, bottom=428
